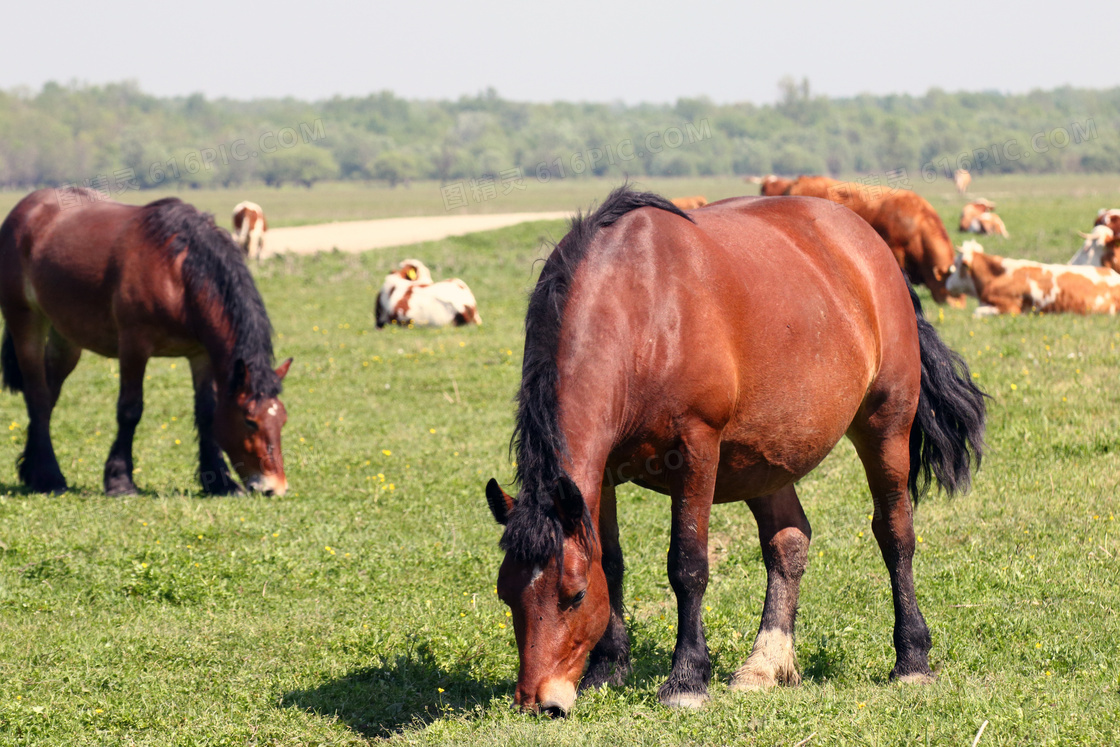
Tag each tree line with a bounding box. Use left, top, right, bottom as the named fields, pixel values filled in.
left=1, top=79, right=1117, bottom=191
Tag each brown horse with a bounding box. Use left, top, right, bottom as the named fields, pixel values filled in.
left=485, top=187, right=986, bottom=715
left=0, top=188, right=292, bottom=496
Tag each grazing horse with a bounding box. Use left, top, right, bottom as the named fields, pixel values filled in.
left=484, top=187, right=986, bottom=715
left=232, top=201, right=267, bottom=260
left=0, top=188, right=292, bottom=495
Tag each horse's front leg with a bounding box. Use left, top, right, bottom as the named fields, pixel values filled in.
left=104, top=350, right=147, bottom=495
left=658, top=432, right=719, bottom=709
left=581, top=481, right=631, bottom=690
left=731, top=484, right=811, bottom=690
left=189, top=356, right=241, bottom=495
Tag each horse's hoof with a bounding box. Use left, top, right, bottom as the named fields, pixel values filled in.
left=104, top=475, right=138, bottom=496
left=659, top=690, right=708, bottom=709
left=580, top=660, right=631, bottom=691
left=28, top=477, right=68, bottom=495
left=729, top=670, right=779, bottom=692
left=893, top=671, right=937, bottom=685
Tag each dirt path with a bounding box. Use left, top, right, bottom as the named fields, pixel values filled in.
left=262, top=212, right=570, bottom=257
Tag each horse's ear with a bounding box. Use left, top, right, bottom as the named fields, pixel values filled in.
left=276, top=358, right=293, bottom=380
left=486, top=478, right=514, bottom=525
left=555, top=474, right=586, bottom=533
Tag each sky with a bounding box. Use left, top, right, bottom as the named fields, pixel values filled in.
left=2, top=0, right=1116, bottom=104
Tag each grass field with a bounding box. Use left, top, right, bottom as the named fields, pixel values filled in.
left=1, top=176, right=1119, bottom=745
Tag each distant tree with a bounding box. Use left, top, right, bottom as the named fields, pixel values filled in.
left=371, top=150, right=419, bottom=187
left=260, top=147, right=338, bottom=188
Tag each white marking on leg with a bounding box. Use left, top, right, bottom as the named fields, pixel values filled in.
left=730, top=627, right=799, bottom=691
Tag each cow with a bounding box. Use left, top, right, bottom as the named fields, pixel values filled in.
left=232, top=201, right=267, bottom=259
left=771, top=175, right=962, bottom=305
left=1068, top=224, right=1117, bottom=270
left=959, top=200, right=1009, bottom=237
left=960, top=199, right=996, bottom=230
left=947, top=239, right=1120, bottom=316
left=375, top=259, right=482, bottom=328
left=1095, top=208, right=1120, bottom=236
left=670, top=195, right=708, bottom=210
left=753, top=175, right=796, bottom=196
left=954, top=169, right=971, bottom=195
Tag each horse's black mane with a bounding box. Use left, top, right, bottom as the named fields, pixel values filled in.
left=140, top=197, right=280, bottom=398
left=500, top=186, right=693, bottom=563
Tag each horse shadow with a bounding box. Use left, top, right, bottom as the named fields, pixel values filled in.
left=280, top=640, right=510, bottom=740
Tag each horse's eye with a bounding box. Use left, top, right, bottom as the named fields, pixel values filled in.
left=570, top=590, right=586, bottom=606
left=244, top=418, right=259, bottom=432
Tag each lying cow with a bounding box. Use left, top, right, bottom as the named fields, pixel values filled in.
left=670, top=195, right=708, bottom=210
left=954, top=169, right=971, bottom=195
left=375, top=259, right=482, bottom=328
left=1068, top=224, right=1117, bottom=270
left=959, top=200, right=1009, bottom=237
left=947, top=240, right=1120, bottom=316
left=232, top=201, right=267, bottom=259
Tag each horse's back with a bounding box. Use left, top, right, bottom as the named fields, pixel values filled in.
left=562, top=195, right=919, bottom=499
left=0, top=190, right=190, bottom=357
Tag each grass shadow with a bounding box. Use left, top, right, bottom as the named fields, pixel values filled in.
left=280, top=640, right=510, bottom=739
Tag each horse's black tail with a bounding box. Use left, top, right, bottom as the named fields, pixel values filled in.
left=908, top=283, right=987, bottom=502
left=1, top=329, right=22, bottom=393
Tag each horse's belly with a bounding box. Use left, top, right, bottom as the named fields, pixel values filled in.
left=26, top=278, right=120, bottom=357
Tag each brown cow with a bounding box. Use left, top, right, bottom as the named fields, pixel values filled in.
left=959, top=201, right=1008, bottom=237
left=954, top=169, right=971, bottom=195
left=754, top=175, right=795, bottom=196
left=959, top=199, right=994, bottom=231
left=776, top=175, right=962, bottom=306
left=671, top=195, right=708, bottom=210
left=947, top=240, right=1120, bottom=316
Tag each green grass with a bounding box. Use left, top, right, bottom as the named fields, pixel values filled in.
left=1, top=176, right=1119, bottom=745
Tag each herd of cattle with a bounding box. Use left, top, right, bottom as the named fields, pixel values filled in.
left=745, top=173, right=1120, bottom=317
left=233, top=176, right=1119, bottom=329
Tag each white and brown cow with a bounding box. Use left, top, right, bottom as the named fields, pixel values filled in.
left=947, top=240, right=1120, bottom=316
left=959, top=199, right=1008, bottom=237
left=232, top=201, right=267, bottom=259
left=1068, top=224, right=1117, bottom=270
left=375, top=259, right=481, bottom=328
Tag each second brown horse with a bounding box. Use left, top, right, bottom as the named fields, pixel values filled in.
left=0, top=188, right=291, bottom=496
left=485, top=187, right=986, bottom=715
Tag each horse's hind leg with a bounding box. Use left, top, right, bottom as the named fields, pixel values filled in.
left=581, top=481, right=631, bottom=690
left=45, top=328, right=81, bottom=407
left=849, top=422, right=934, bottom=683
left=731, top=484, right=810, bottom=691
left=104, top=346, right=148, bottom=495
left=6, top=311, right=67, bottom=492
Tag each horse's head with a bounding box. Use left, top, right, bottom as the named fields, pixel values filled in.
left=216, top=357, right=292, bottom=495
left=485, top=477, right=609, bottom=717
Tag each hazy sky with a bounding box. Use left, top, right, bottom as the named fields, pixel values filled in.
left=2, top=0, right=1116, bottom=103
